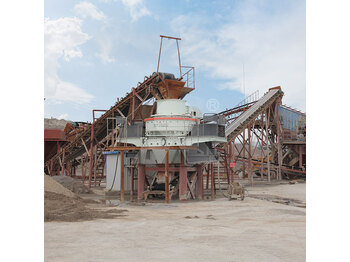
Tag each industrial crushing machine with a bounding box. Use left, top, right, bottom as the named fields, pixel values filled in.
left=105, top=72, right=227, bottom=201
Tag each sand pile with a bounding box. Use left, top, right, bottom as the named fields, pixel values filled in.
left=51, top=176, right=90, bottom=194
left=44, top=174, right=77, bottom=198
left=44, top=175, right=127, bottom=222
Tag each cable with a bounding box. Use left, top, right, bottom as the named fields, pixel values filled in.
left=108, top=152, right=119, bottom=192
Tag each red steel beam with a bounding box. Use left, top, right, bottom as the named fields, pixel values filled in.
left=88, top=124, right=94, bottom=188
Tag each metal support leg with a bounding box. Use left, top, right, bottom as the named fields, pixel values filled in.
left=299, top=145, right=303, bottom=168
left=243, top=129, right=246, bottom=177
left=179, top=150, right=187, bottom=200
left=132, top=88, right=135, bottom=120
left=61, top=149, right=65, bottom=176
left=81, top=157, right=85, bottom=182
left=206, top=164, right=209, bottom=189
left=260, top=114, right=264, bottom=181
left=50, top=159, right=53, bottom=177
left=248, top=125, right=253, bottom=185
left=276, top=103, right=283, bottom=180
left=195, top=165, right=203, bottom=200
left=88, top=124, right=94, bottom=188
left=228, top=142, right=232, bottom=184
left=266, top=109, right=271, bottom=182
left=211, top=163, right=215, bottom=200
left=137, top=164, right=145, bottom=200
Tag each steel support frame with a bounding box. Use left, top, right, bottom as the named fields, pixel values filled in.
left=224, top=100, right=283, bottom=184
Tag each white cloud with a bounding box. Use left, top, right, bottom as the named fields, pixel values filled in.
left=171, top=2, right=306, bottom=111
left=74, top=2, right=107, bottom=21
left=97, top=0, right=151, bottom=21
left=95, top=36, right=115, bottom=63
left=45, top=17, right=94, bottom=104
left=121, top=0, right=151, bottom=21
left=58, top=113, right=69, bottom=120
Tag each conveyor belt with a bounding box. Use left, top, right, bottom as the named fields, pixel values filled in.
left=225, top=88, right=283, bottom=141
left=45, top=73, right=165, bottom=171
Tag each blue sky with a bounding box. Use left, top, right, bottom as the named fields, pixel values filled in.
left=44, top=0, right=305, bottom=122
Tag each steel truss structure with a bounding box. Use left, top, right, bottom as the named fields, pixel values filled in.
left=45, top=69, right=196, bottom=186
left=44, top=84, right=305, bottom=203
left=204, top=88, right=306, bottom=193
left=44, top=36, right=305, bottom=203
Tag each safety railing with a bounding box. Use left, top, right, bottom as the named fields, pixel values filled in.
left=181, top=66, right=195, bottom=89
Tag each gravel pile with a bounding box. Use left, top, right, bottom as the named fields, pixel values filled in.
left=51, top=176, right=90, bottom=194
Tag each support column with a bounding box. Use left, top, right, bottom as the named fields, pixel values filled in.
left=81, top=156, right=85, bottom=182
left=50, top=159, right=53, bottom=177
left=276, top=103, right=283, bottom=180
left=130, top=159, right=134, bottom=201
left=93, top=147, right=97, bottom=186
left=195, top=165, right=203, bottom=199
left=88, top=124, right=94, bottom=188
left=299, top=145, right=303, bottom=168
left=211, top=163, right=215, bottom=200
left=112, top=118, right=115, bottom=146
left=165, top=149, right=170, bottom=203
left=228, top=143, right=232, bottom=184
left=137, top=164, right=145, bottom=200
left=66, top=162, right=71, bottom=176
left=206, top=164, right=209, bottom=189
left=132, top=88, right=136, bottom=119
left=248, top=124, right=253, bottom=185
left=266, top=109, right=271, bottom=182
left=61, top=148, right=65, bottom=176
left=56, top=141, right=60, bottom=154
left=260, top=114, right=264, bottom=181
left=179, top=166, right=188, bottom=201
left=179, top=150, right=188, bottom=201
left=120, top=150, right=125, bottom=203
left=243, top=129, right=246, bottom=177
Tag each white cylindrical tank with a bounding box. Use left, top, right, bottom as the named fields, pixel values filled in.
left=145, top=99, right=198, bottom=137
left=155, top=99, right=189, bottom=116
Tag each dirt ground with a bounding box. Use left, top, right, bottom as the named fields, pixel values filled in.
left=44, top=192, right=127, bottom=222
left=44, top=175, right=127, bottom=222
left=45, top=181, right=305, bottom=262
